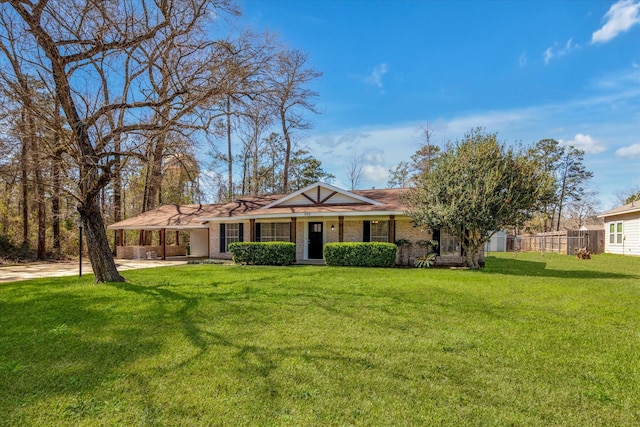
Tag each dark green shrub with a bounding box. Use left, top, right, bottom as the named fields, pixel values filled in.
left=228, top=242, right=296, bottom=266
left=324, top=242, right=397, bottom=267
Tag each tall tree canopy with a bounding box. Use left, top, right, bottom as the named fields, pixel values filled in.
left=528, top=139, right=594, bottom=231
left=0, top=0, right=238, bottom=281
left=405, top=128, right=549, bottom=269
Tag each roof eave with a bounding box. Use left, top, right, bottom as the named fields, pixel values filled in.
left=200, top=210, right=407, bottom=221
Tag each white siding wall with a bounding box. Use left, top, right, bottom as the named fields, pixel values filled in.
left=189, top=229, right=209, bottom=257
left=604, top=215, right=640, bottom=256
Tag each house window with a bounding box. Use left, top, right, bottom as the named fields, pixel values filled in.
left=363, top=220, right=389, bottom=242
left=259, top=223, right=290, bottom=242
left=609, top=223, right=615, bottom=244
left=440, top=228, right=460, bottom=256
left=609, top=222, right=623, bottom=245
left=220, top=223, right=243, bottom=253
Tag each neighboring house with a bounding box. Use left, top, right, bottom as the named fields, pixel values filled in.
left=597, top=201, right=640, bottom=256
left=108, top=182, right=478, bottom=266
left=484, top=230, right=508, bottom=252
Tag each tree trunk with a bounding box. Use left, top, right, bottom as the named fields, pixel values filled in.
left=226, top=96, right=233, bottom=201
left=20, top=128, right=29, bottom=247
left=27, top=109, right=46, bottom=260
left=52, top=148, right=62, bottom=251
left=281, top=109, right=291, bottom=194
left=79, top=199, right=124, bottom=283
left=113, top=148, right=122, bottom=248
left=33, top=146, right=46, bottom=260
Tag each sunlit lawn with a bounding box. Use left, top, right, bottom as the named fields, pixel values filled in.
left=1, top=252, right=639, bottom=426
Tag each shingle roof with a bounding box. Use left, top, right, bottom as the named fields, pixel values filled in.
left=107, top=195, right=282, bottom=230
left=597, top=200, right=640, bottom=218
left=108, top=187, right=410, bottom=230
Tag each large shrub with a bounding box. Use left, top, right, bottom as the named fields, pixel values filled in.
left=324, top=242, right=397, bottom=267
left=228, top=242, right=295, bottom=266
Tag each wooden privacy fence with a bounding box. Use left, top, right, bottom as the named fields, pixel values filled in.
left=513, top=230, right=604, bottom=255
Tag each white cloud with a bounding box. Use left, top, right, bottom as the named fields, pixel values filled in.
left=592, top=0, right=640, bottom=44
left=363, top=63, right=388, bottom=88
left=362, top=164, right=388, bottom=184
left=519, top=52, right=527, bottom=67
left=562, top=133, right=606, bottom=153
left=543, top=38, right=579, bottom=65
left=615, top=143, right=640, bottom=158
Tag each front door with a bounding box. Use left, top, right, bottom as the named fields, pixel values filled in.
left=308, top=222, right=324, bottom=259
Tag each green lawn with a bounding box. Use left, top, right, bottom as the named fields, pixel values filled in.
left=1, top=253, right=639, bottom=426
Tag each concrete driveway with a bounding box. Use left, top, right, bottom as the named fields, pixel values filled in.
left=0, top=259, right=188, bottom=283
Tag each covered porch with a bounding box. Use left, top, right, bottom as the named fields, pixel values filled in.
left=107, top=204, right=221, bottom=260
left=113, top=227, right=209, bottom=260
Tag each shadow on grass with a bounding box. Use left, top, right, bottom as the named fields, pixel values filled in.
left=0, top=290, right=163, bottom=419
left=109, top=281, right=208, bottom=354
left=484, top=256, right=639, bottom=280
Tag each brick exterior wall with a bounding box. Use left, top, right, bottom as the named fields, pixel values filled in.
left=343, top=220, right=362, bottom=242
left=206, top=217, right=483, bottom=267
left=394, top=219, right=432, bottom=265
left=209, top=221, right=251, bottom=260
left=296, top=223, right=305, bottom=261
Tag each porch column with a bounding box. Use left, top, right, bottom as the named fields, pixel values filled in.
left=160, top=228, right=166, bottom=260
left=339, top=216, right=344, bottom=242
left=117, top=229, right=124, bottom=247
left=175, top=231, right=180, bottom=245
left=139, top=229, right=144, bottom=245
left=389, top=215, right=396, bottom=243
left=250, top=219, right=256, bottom=242
left=291, top=217, right=297, bottom=244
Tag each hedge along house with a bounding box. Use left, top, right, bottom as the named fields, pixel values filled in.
left=598, top=200, right=640, bottom=256
left=108, top=182, right=477, bottom=266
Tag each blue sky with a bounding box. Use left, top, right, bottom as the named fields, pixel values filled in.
left=238, top=0, right=640, bottom=209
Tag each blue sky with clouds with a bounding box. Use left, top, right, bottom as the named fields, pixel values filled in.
left=238, top=0, right=640, bottom=209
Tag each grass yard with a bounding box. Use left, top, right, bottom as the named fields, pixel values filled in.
left=1, top=252, right=639, bottom=426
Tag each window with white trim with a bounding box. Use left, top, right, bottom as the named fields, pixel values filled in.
left=609, top=222, right=624, bottom=245
left=260, top=223, right=290, bottom=242
left=363, top=220, right=389, bottom=242
left=220, top=223, right=243, bottom=253
left=370, top=220, right=389, bottom=242
left=440, top=228, right=460, bottom=256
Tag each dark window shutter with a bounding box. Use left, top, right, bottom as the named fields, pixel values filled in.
left=432, top=228, right=441, bottom=256
left=363, top=221, right=370, bottom=242
left=388, top=221, right=392, bottom=243
left=239, top=223, right=244, bottom=242
left=255, top=223, right=261, bottom=242
left=220, top=224, right=226, bottom=253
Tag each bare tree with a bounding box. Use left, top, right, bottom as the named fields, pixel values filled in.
left=566, top=189, right=601, bottom=228
left=0, top=0, right=238, bottom=282
left=266, top=49, right=321, bottom=193
left=345, top=155, right=364, bottom=190
left=387, top=125, right=440, bottom=189
left=554, top=146, right=593, bottom=231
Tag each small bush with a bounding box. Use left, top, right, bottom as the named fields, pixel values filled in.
left=324, top=242, right=397, bottom=267
left=228, top=242, right=295, bottom=266
left=414, top=252, right=437, bottom=268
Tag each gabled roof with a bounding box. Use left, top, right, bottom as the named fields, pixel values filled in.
left=108, top=195, right=281, bottom=230
left=247, top=188, right=406, bottom=218
left=261, top=182, right=383, bottom=209
left=597, top=201, right=640, bottom=218
left=108, top=183, right=410, bottom=229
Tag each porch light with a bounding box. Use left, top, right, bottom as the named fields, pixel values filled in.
left=331, top=224, right=335, bottom=231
